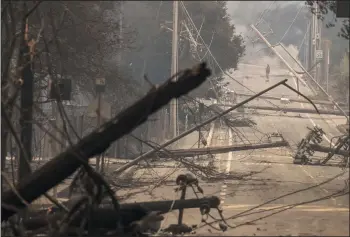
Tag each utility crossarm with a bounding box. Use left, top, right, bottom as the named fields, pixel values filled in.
left=154, top=141, right=288, bottom=157
left=235, top=93, right=347, bottom=107
left=216, top=104, right=350, bottom=116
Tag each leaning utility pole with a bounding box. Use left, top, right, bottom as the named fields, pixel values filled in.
left=250, top=24, right=305, bottom=92
left=19, top=20, right=34, bottom=181
left=170, top=0, right=179, bottom=138
left=251, top=24, right=348, bottom=120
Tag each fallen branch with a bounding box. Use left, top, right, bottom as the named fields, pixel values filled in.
left=1, top=63, right=211, bottom=221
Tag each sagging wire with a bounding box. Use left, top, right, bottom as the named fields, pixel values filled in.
left=122, top=135, right=183, bottom=193
left=65, top=70, right=182, bottom=215
left=282, top=82, right=319, bottom=114
left=130, top=128, right=215, bottom=182
left=10, top=105, right=121, bottom=229
left=180, top=1, right=283, bottom=111
left=201, top=171, right=348, bottom=230
left=154, top=190, right=178, bottom=236
left=1, top=103, right=69, bottom=213
left=181, top=95, right=260, bottom=145
left=144, top=73, right=210, bottom=152
left=214, top=189, right=348, bottom=231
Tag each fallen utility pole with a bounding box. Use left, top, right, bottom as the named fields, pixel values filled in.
left=114, top=79, right=290, bottom=174
left=236, top=92, right=346, bottom=106
left=216, top=104, right=349, bottom=116
left=1, top=63, right=211, bottom=222
left=155, top=141, right=288, bottom=158
left=251, top=24, right=349, bottom=121
left=24, top=196, right=220, bottom=231
left=278, top=42, right=348, bottom=120
left=32, top=196, right=220, bottom=214
left=309, top=144, right=349, bottom=158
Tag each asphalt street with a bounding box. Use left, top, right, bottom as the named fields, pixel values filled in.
left=111, top=122, right=349, bottom=236
left=120, top=64, right=349, bottom=236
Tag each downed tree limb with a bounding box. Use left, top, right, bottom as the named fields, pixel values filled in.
left=1, top=63, right=211, bottom=222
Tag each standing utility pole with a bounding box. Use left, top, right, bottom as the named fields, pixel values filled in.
left=170, top=1, right=179, bottom=138
left=51, top=102, right=64, bottom=198
left=322, top=40, right=331, bottom=93
left=96, top=90, right=102, bottom=171
left=310, top=3, right=323, bottom=84
left=116, top=1, right=123, bottom=157
left=19, top=20, right=34, bottom=181
left=95, top=77, right=106, bottom=172
left=303, top=19, right=311, bottom=70
left=307, top=11, right=313, bottom=71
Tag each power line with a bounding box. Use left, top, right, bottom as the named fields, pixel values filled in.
left=298, top=20, right=311, bottom=51
left=179, top=1, right=282, bottom=110
left=255, top=1, right=277, bottom=27
left=278, top=3, right=305, bottom=44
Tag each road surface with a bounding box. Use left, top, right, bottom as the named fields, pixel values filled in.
left=116, top=64, right=349, bottom=236
left=106, top=121, right=348, bottom=236
left=22, top=64, right=348, bottom=236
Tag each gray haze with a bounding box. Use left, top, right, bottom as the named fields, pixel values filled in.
left=223, top=0, right=302, bottom=79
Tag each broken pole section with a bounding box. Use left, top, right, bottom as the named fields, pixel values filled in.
left=2, top=63, right=211, bottom=221
left=114, top=79, right=288, bottom=175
